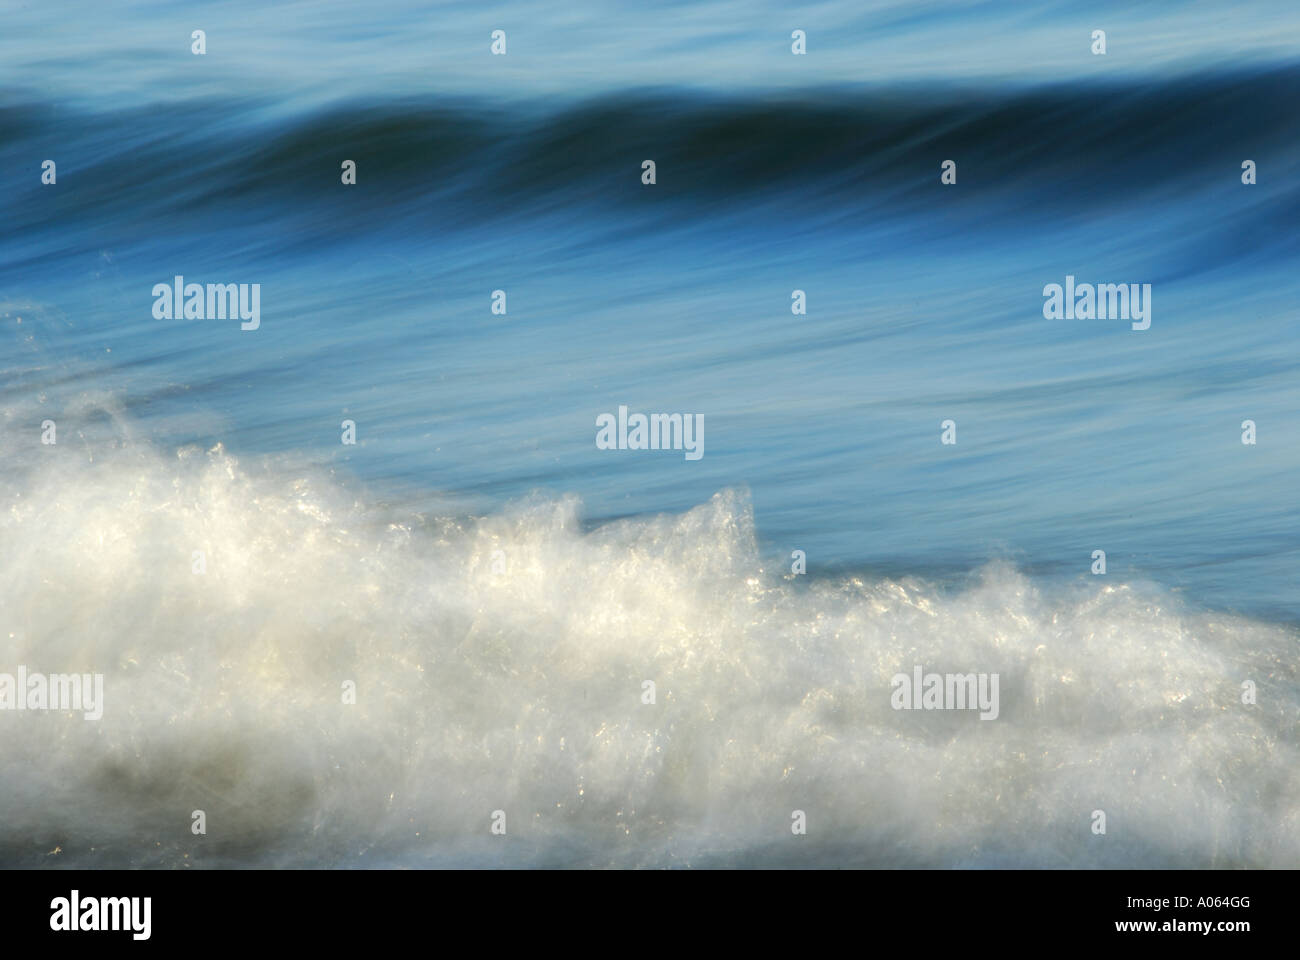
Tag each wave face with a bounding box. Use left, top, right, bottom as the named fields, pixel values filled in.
left=1, top=434, right=1296, bottom=868
left=4, top=66, right=1300, bottom=250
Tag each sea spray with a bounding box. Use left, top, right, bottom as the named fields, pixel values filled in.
left=1, top=436, right=1296, bottom=868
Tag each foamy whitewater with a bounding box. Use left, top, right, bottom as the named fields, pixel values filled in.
left=1, top=419, right=1297, bottom=868
left=3, top=0, right=1299, bottom=869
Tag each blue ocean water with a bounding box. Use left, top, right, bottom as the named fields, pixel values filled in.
left=0, top=2, right=1297, bottom=868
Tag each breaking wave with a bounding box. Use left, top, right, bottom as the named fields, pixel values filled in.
left=2, top=428, right=1296, bottom=868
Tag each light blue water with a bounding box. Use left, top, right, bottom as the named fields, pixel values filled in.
left=0, top=1, right=1297, bottom=868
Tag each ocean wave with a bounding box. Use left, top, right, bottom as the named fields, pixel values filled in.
left=1, top=434, right=1296, bottom=867
left=3, top=64, right=1299, bottom=252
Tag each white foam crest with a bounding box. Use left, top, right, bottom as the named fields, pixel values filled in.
left=1, top=439, right=1296, bottom=867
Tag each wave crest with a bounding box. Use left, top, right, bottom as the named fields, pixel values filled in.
left=1, top=439, right=1296, bottom=867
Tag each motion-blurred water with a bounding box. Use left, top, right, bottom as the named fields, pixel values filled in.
left=1, top=1, right=1297, bottom=867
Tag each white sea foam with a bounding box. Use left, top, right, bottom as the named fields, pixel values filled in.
left=1, top=432, right=1297, bottom=867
